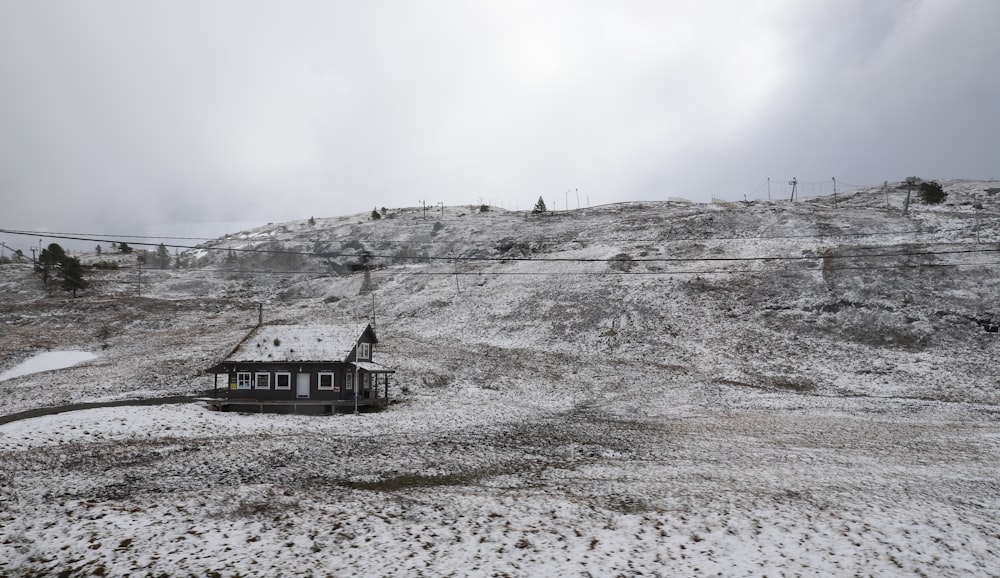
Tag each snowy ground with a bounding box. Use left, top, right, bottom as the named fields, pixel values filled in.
left=2, top=391, right=997, bottom=576
left=1, top=181, right=998, bottom=576
left=0, top=351, right=97, bottom=382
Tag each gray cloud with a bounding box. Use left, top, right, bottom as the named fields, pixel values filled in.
left=1, top=0, right=997, bottom=241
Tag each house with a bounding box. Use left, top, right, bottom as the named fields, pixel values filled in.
left=205, top=322, right=394, bottom=413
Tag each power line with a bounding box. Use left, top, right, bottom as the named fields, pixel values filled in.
left=5, top=218, right=989, bottom=250
left=65, top=252, right=1000, bottom=280
left=3, top=228, right=996, bottom=265
left=4, top=230, right=998, bottom=266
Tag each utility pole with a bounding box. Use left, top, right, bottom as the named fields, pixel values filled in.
left=257, top=303, right=263, bottom=326
left=974, top=195, right=982, bottom=243
left=137, top=260, right=142, bottom=298
left=832, top=177, right=838, bottom=208
left=767, top=177, right=771, bottom=201
left=902, top=176, right=918, bottom=215
left=788, top=178, right=798, bottom=202
left=575, top=188, right=580, bottom=209
left=420, top=200, right=427, bottom=220
left=884, top=181, right=890, bottom=208
left=30, top=247, right=37, bottom=265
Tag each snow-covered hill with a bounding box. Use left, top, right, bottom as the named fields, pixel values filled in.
left=1, top=180, right=998, bottom=576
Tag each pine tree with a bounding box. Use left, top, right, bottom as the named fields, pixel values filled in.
left=153, top=243, right=170, bottom=268
left=34, top=243, right=88, bottom=296
left=37, top=243, right=66, bottom=285
left=371, top=208, right=382, bottom=220
left=60, top=256, right=88, bottom=297
left=532, top=196, right=547, bottom=214
left=918, top=181, right=946, bottom=204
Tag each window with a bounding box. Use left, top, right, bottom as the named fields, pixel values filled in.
left=363, top=373, right=370, bottom=390
left=318, top=372, right=335, bottom=391
left=346, top=373, right=354, bottom=391
left=255, top=372, right=270, bottom=389
left=358, top=342, right=370, bottom=360
left=237, top=372, right=252, bottom=390
left=274, top=372, right=291, bottom=390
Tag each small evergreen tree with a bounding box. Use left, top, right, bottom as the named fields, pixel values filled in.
left=118, top=242, right=133, bottom=254
left=308, top=216, right=316, bottom=226
left=153, top=243, right=170, bottom=268
left=34, top=243, right=88, bottom=296
left=37, top=243, right=66, bottom=284
left=532, top=196, right=547, bottom=214
left=60, top=256, right=88, bottom=297
left=918, top=181, right=946, bottom=204
left=371, top=208, right=382, bottom=220
left=95, top=244, right=102, bottom=256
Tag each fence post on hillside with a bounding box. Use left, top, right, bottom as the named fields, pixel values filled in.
left=902, top=177, right=918, bottom=216
left=974, top=195, right=982, bottom=243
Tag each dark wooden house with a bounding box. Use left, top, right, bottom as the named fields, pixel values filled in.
left=205, top=323, right=394, bottom=413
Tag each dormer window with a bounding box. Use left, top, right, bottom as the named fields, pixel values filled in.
left=358, top=342, right=371, bottom=360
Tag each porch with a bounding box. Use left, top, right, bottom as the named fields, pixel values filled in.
left=201, top=397, right=388, bottom=414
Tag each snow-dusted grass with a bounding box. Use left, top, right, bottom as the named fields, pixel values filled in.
left=2, top=182, right=999, bottom=575
left=2, top=389, right=997, bottom=576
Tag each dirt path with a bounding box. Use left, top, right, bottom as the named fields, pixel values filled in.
left=0, top=392, right=214, bottom=426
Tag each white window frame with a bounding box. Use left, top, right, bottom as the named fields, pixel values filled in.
left=346, top=372, right=354, bottom=391
left=318, top=372, right=335, bottom=391
left=358, top=342, right=370, bottom=360
left=255, top=372, right=271, bottom=390
left=274, top=372, right=291, bottom=390
left=236, top=372, right=252, bottom=390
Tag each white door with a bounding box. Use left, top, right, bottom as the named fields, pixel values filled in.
left=296, top=373, right=310, bottom=398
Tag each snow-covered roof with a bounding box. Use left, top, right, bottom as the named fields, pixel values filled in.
left=352, top=361, right=395, bottom=373
left=224, top=324, right=369, bottom=363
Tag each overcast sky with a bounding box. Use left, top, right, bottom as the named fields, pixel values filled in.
left=1, top=0, right=998, bottom=242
